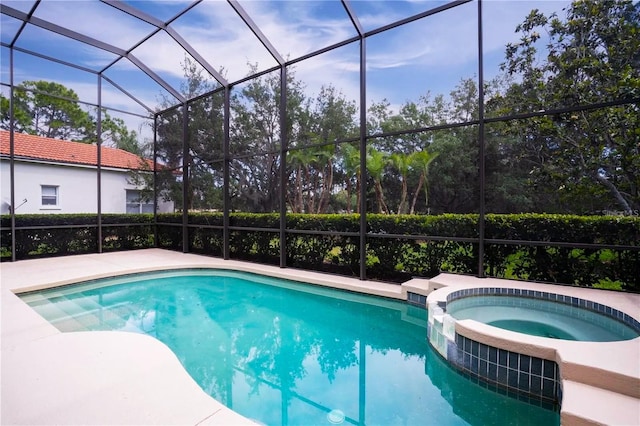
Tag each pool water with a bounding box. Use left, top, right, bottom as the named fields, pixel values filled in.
left=447, top=295, right=638, bottom=342
left=21, top=269, right=559, bottom=425
left=487, top=320, right=576, bottom=340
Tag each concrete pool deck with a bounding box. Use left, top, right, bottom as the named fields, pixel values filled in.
left=1, top=249, right=639, bottom=425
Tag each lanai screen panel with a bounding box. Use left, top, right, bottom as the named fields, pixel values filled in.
left=31, top=0, right=155, bottom=50
left=187, top=91, right=226, bottom=213
left=154, top=105, right=184, bottom=250
left=350, top=0, right=452, bottom=32
left=12, top=51, right=100, bottom=106
left=291, top=42, right=361, bottom=149
left=237, top=0, right=359, bottom=61
left=365, top=1, right=479, bottom=135
left=171, top=0, right=279, bottom=84
left=120, top=0, right=193, bottom=22
left=1, top=13, right=22, bottom=45
left=0, top=46, right=10, bottom=85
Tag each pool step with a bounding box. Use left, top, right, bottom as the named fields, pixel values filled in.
left=33, top=295, right=99, bottom=318
left=561, top=381, right=640, bottom=426
left=28, top=296, right=133, bottom=332
left=27, top=302, right=82, bottom=332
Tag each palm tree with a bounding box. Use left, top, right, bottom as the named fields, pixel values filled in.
left=409, top=150, right=438, bottom=214
left=287, top=149, right=315, bottom=213
left=389, top=152, right=411, bottom=214
left=340, top=144, right=360, bottom=213
left=367, top=147, right=390, bottom=214
left=311, top=144, right=335, bottom=214
left=287, top=144, right=334, bottom=213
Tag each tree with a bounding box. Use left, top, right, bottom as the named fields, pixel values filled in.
left=389, top=153, right=411, bottom=214
left=408, top=150, right=438, bottom=214
left=428, top=129, right=479, bottom=214
left=155, top=57, right=224, bottom=211
left=286, top=85, right=357, bottom=214
left=101, top=114, right=145, bottom=156
left=366, top=147, right=389, bottom=214
left=499, top=0, right=640, bottom=213
left=366, top=79, right=481, bottom=214
left=1, top=80, right=144, bottom=156
left=230, top=67, right=306, bottom=212
left=0, top=93, right=32, bottom=133
left=287, top=145, right=334, bottom=213
left=367, top=95, right=441, bottom=154
left=155, top=106, right=187, bottom=208
left=1, top=81, right=93, bottom=141
left=338, top=143, right=361, bottom=213
left=365, top=95, right=439, bottom=214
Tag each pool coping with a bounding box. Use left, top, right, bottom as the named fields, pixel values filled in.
left=1, top=249, right=639, bottom=425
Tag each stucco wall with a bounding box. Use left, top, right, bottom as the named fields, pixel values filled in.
left=0, top=160, right=174, bottom=214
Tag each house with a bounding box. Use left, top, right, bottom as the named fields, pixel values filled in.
left=0, top=130, right=174, bottom=214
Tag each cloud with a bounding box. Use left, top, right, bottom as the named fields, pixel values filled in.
left=238, top=0, right=358, bottom=58
left=172, top=0, right=358, bottom=82
left=128, top=30, right=196, bottom=82
left=293, top=48, right=361, bottom=107
left=365, top=2, right=476, bottom=71
left=135, top=0, right=365, bottom=105
left=349, top=0, right=431, bottom=31
left=31, top=0, right=154, bottom=53
left=3, top=0, right=572, bottom=119
left=0, top=13, right=22, bottom=43
left=365, top=0, right=569, bottom=70
left=361, top=0, right=572, bottom=111
left=483, top=1, right=570, bottom=52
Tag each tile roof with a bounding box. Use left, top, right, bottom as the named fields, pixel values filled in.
left=0, top=130, right=155, bottom=171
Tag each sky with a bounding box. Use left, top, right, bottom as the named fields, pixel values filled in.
left=0, top=0, right=571, bottom=142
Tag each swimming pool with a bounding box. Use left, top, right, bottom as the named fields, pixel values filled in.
left=20, top=269, right=559, bottom=425
left=446, top=295, right=639, bottom=341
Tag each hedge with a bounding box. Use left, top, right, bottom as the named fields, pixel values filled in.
left=1, top=213, right=638, bottom=291
left=0, top=214, right=155, bottom=260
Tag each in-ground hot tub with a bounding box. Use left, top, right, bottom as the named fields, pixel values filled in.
left=426, top=286, right=640, bottom=407
left=445, top=292, right=639, bottom=342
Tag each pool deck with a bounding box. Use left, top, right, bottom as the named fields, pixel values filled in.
left=1, top=249, right=639, bottom=425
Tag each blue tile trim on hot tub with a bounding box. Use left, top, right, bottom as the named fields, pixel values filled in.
left=445, top=287, right=640, bottom=333
left=451, top=333, right=561, bottom=404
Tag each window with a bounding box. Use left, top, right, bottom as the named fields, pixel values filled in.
left=126, top=190, right=154, bottom=214
left=41, top=185, right=58, bottom=206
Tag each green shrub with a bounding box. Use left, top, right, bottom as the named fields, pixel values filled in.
left=1, top=213, right=638, bottom=291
